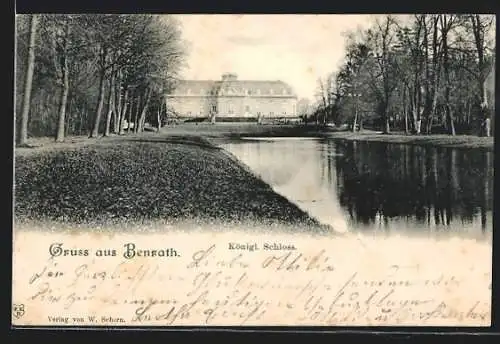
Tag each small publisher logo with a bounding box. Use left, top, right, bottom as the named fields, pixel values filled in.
left=12, top=304, right=25, bottom=319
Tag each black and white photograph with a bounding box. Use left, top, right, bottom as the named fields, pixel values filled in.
left=12, top=14, right=494, bottom=327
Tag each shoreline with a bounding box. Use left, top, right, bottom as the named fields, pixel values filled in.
left=212, top=127, right=494, bottom=151
left=14, top=124, right=494, bottom=155
left=318, top=131, right=494, bottom=151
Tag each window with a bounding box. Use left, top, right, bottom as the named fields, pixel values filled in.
left=228, top=104, right=234, bottom=114
left=245, top=105, right=250, bottom=113
left=283, top=111, right=287, bottom=115
left=211, top=105, right=217, bottom=113
left=187, top=111, right=192, bottom=115
left=269, top=111, right=274, bottom=116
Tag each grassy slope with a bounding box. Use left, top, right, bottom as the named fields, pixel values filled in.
left=14, top=135, right=324, bottom=231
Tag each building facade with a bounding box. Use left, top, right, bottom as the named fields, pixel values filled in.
left=166, top=73, right=298, bottom=120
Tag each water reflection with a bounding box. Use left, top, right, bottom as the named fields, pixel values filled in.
left=222, top=138, right=494, bottom=239
left=224, top=138, right=349, bottom=233
left=335, top=141, right=493, bottom=236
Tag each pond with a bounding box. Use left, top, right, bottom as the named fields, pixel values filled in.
left=221, top=137, right=494, bottom=240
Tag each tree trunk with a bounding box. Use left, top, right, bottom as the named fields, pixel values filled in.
left=447, top=105, right=456, bottom=136
left=111, top=104, right=117, bottom=134
left=382, top=100, right=390, bottom=134
left=157, top=100, right=163, bottom=132
left=440, top=17, right=456, bottom=136
left=427, top=87, right=439, bottom=134
left=479, top=76, right=490, bottom=137
left=157, top=108, right=161, bottom=132
left=425, top=16, right=442, bottom=135
left=352, top=104, right=358, bottom=132
left=55, top=20, right=71, bottom=142
left=483, top=117, right=491, bottom=137
left=113, top=87, right=122, bottom=134
left=127, top=93, right=133, bottom=133
left=66, top=97, right=72, bottom=135
left=466, top=100, right=472, bottom=126
left=415, top=118, right=422, bottom=135
left=115, top=93, right=122, bottom=133
left=19, top=14, right=38, bottom=146
left=78, top=104, right=84, bottom=136
left=403, top=86, right=409, bottom=134
left=90, top=48, right=107, bottom=138
left=412, top=77, right=422, bottom=135
left=421, top=15, right=431, bottom=134
left=416, top=86, right=422, bottom=134
left=104, top=72, right=115, bottom=137
left=84, top=105, right=89, bottom=134
left=139, top=113, right=147, bottom=132
left=134, top=94, right=141, bottom=133
left=138, top=88, right=152, bottom=132
left=90, top=69, right=106, bottom=137
left=55, top=54, right=70, bottom=142
left=114, top=72, right=122, bottom=133
left=470, top=15, right=491, bottom=137
left=119, top=88, right=128, bottom=135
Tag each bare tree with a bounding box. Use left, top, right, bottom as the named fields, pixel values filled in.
left=440, top=15, right=458, bottom=136
left=15, top=14, right=186, bottom=140
left=327, top=14, right=495, bottom=137
left=368, top=15, right=400, bottom=133
left=54, top=16, right=72, bottom=142
left=469, top=14, right=495, bottom=136
left=18, top=14, right=38, bottom=146
left=422, top=15, right=442, bottom=134
left=103, top=61, right=116, bottom=137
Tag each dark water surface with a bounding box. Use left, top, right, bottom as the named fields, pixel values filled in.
left=222, top=138, right=494, bottom=240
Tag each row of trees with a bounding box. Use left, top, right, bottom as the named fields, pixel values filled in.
left=15, top=14, right=186, bottom=145
left=313, top=14, right=495, bottom=136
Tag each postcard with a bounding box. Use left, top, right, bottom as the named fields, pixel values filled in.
left=12, top=14, right=494, bottom=327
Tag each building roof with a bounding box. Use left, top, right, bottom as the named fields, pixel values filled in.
left=167, top=78, right=297, bottom=97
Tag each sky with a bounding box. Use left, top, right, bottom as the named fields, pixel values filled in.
left=174, top=15, right=374, bottom=101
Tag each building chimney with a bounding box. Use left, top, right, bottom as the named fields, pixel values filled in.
left=222, top=73, right=238, bottom=81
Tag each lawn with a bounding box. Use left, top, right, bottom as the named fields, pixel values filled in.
left=14, top=135, right=325, bottom=232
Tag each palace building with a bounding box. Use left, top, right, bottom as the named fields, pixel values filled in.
left=165, top=73, right=298, bottom=120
